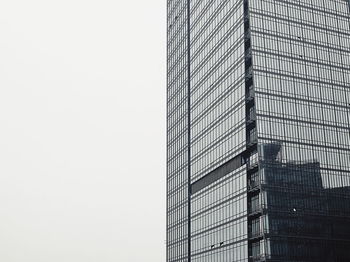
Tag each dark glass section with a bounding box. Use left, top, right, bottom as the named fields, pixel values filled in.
left=252, top=143, right=350, bottom=261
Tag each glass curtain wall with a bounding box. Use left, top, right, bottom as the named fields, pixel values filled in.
left=248, top=0, right=350, bottom=260
left=167, top=1, right=189, bottom=262
left=189, top=1, right=248, bottom=262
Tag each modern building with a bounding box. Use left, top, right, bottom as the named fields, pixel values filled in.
left=166, top=1, right=350, bottom=261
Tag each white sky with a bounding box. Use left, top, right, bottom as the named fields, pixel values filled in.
left=0, top=1, right=166, bottom=261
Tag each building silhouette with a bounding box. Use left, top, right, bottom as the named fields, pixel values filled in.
left=167, top=1, right=350, bottom=261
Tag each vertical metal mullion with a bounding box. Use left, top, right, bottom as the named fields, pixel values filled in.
left=166, top=1, right=168, bottom=260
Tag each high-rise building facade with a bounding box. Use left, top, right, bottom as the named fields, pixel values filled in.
left=167, top=1, right=350, bottom=261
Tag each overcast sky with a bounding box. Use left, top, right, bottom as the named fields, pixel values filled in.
left=0, top=1, right=166, bottom=261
